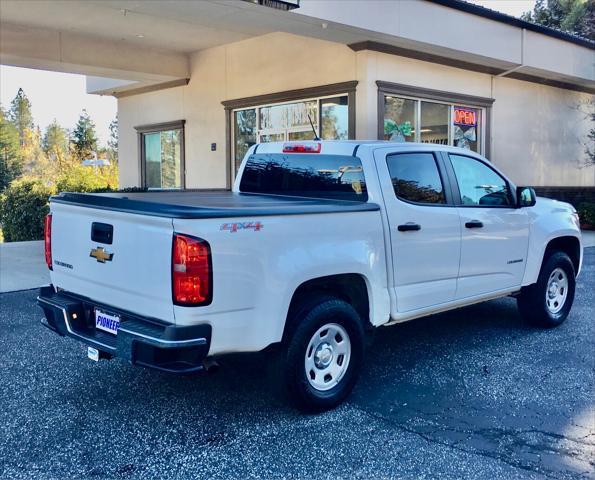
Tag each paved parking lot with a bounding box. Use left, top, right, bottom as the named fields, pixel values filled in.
left=1, top=248, right=593, bottom=479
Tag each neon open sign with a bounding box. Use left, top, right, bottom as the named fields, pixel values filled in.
left=454, top=108, right=477, bottom=127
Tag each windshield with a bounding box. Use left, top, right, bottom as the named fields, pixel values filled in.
left=239, top=153, right=368, bottom=202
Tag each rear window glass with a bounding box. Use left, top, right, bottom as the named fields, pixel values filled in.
left=239, top=154, right=368, bottom=202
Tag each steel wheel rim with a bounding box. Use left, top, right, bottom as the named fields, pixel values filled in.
left=545, top=267, right=568, bottom=314
left=304, top=323, right=351, bottom=392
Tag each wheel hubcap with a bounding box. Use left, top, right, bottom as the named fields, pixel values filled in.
left=545, top=267, right=568, bottom=314
left=305, top=323, right=351, bottom=391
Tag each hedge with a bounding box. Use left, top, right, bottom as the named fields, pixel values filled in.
left=0, top=178, right=56, bottom=242
left=578, top=202, right=595, bottom=229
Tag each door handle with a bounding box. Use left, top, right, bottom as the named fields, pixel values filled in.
left=397, top=222, right=421, bottom=232
left=465, top=220, right=484, bottom=229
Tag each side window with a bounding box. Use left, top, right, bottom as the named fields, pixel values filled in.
left=449, top=154, right=511, bottom=206
left=386, top=153, right=446, bottom=204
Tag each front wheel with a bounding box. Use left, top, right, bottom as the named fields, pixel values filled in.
left=517, top=251, right=576, bottom=328
left=282, top=296, right=365, bottom=412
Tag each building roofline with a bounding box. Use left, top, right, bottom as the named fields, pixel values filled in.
left=427, top=0, right=595, bottom=50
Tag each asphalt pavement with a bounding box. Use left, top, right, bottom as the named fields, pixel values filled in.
left=0, top=249, right=593, bottom=479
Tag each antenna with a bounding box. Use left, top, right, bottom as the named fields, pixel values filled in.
left=307, top=114, right=321, bottom=141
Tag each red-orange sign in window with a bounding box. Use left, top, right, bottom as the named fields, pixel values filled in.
left=454, top=108, right=477, bottom=127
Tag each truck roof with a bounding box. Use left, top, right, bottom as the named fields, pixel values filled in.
left=253, top=140, right=488, bottom=159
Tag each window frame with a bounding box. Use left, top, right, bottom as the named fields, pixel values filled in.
left=385, top=150, right=456, bottom=207
left=223, top=81, right=357, bottom=188
left=443, top=152, right=516, bottom=208
left=135, top=120, right=186, bottom=190
left=377, top=81, right=494, bottom=157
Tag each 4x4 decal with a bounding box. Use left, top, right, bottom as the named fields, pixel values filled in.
left=220, top=221, right=263, bottom=233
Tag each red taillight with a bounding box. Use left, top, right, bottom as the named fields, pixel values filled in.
left=282, top=142, right=321, bottom=153
left=44, top=214, right=52, bottom=270
left=172, top=233, right=212, bottom=306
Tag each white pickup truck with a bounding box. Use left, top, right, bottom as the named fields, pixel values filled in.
left=38, top=141, right=582, bottom=411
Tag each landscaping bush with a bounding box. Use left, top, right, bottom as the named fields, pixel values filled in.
left=0, top=177, right=55, bottom=242
left=577, top=202, right=595, bottom=229
left=55, top=164, right=118, bottom=193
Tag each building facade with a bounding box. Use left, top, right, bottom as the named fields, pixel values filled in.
left=2, top=0, right=593, bottom=195
left=117, top=31, right=594, bottom=193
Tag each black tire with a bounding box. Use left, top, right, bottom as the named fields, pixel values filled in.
left=280, top=295, right=365, bottom=412
left=517, top=251, right=576, bottom=328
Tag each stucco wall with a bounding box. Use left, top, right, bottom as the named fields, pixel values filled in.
left=490, top=77, right=593, bottom=187
left=118, top=32, right=594, bottom=189
left=118, top=32, right=357, bottom=189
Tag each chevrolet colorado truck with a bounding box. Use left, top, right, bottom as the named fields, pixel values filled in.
left=38, top=141, right=582, bottom=411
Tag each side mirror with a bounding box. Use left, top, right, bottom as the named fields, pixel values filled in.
left=516, top=186, right=536, bottom=208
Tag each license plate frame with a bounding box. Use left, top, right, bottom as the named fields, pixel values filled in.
left=95, top=308, right=120, bottom=335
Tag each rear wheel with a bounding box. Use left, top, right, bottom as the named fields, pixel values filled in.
left=517, top=251, right=576, bottom=328
left=281, top=295, right=365, bottom=412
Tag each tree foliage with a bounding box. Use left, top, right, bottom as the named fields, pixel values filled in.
left=7, top=88, right=34, bottom=146
left=108, top=116, right=118, bottom=156
left=0, top=177, right=55, bottom=242
left=0, top=107, right=23, bottom=192
left=521, top=0, right=595, bottom=40
left=71, top=109, right=98, bottom=161
left=583, top=99, right=595, bottom=166
left=0, top=91, right=119, bottom=242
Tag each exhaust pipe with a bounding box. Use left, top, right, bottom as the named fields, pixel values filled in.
left=203, top=357, right=220, bottom=374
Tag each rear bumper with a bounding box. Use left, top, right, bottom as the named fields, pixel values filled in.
left=37, top=285, right=211, bottom=374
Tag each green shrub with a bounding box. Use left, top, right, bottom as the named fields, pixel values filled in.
left=577, top=202, right=595, bottom=227
left=0, top=177, right=55, bottom=242
left=55, top=164, right=118, bottom=193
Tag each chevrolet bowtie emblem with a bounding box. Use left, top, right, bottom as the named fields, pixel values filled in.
left=90, top=246, right=114, bottom=263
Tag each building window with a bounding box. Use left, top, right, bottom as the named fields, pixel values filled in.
left=223, top=81, right=357, bottom=181
left=135, top=120, right=185, bottom=189
left=233, top=95, right=350, bottom=173
left=378, top=81, right=493, bottom=156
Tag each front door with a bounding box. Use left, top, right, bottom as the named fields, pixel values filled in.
left=375, top=150, right=461, bottom=313
left=446, top=153, right=530, bottom=298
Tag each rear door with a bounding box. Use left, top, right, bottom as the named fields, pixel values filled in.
left=49, top=202, right=175, bottom=322
left=375, top=150, right=461, bottom=312
left=445, top=153, right=529, bottom=298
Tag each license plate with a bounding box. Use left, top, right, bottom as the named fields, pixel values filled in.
left=95, top=308, right=120, bottom=335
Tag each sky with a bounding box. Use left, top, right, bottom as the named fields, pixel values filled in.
left=0, top=66, right=117, bottom=147
left=0, top=0, right=535, bottom=148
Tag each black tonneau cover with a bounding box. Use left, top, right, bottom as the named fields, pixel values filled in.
left=51, top=190, right=380, bottom=219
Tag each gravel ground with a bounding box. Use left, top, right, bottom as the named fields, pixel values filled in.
left=0, top=249, right=593, bottom=479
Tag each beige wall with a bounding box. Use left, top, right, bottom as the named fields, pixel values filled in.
left=118, top=32, right=594, bottom=189
left=491, top=77, right=594, bottom=187
left=119, top=32, right=357, bottom=188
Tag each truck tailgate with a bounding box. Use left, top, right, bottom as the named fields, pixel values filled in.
left=49, top=202, right=175, bottom=322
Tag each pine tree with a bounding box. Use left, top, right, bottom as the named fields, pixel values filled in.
left=43, top=120, right=69, bottom=159
left=0, top=107, right=23, bottom=191
left=7, top=88, right=34, bottom=146
left=521, top=0, right=594, bottom=41
left=71, top=109, right=98, bottom=161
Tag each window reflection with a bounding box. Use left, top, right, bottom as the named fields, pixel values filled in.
left=233, top=95, right=351, bottom=173
left=387, top=153, right=445, bottom=204
left=384, top=96, right=416, bottom=142
left=453, top=107, right=480, bottom=152
left=143, top=129, right=182, bottom=189
left=421, top=102, right=449, bottom=145
left=240, top=154, right=367, bottom=201
left=450, top=154, right=510, bottom=206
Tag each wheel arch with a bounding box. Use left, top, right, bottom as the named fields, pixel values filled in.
left=543, top=236, right=581, bottom=275
left=282, top=273, right=372, bottom=343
